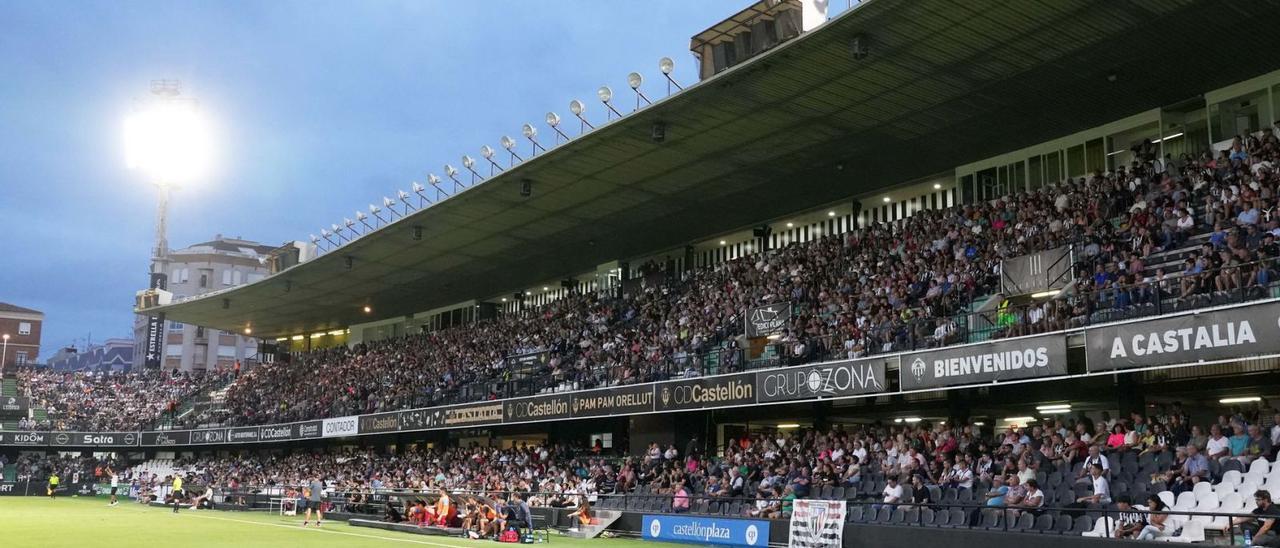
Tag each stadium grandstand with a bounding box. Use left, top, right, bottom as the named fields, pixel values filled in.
left=8, top=0, right=1280, bottom=546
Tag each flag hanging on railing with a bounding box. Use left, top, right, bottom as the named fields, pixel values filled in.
left=789, top=499, right=845, bottom=548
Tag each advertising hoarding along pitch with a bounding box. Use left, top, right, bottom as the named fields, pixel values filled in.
left=899, top=334, right=1068, bottom=390
left=569, top=384, right=655, bottom=417
left=643, top=515, right=769, bottom=547
left=1085, top=299, right=1280, bottom=371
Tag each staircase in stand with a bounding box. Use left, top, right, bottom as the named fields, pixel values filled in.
left=563, top=510, right=623, bottom=539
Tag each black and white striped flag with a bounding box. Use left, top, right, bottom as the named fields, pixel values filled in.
left=789, top=499, right=845, bottom=548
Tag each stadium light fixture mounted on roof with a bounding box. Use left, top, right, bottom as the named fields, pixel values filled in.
left=479, top=145, right=503, bottom=175
left=499, top=135, right=523, bottom=164
left=627, top=72, right=651, bottom=109
left=398, top=189, right=417, bottom=212
left=442, top=163, right=463, bottom=192
left=598, top=86, right=622, bottom=119
left=546, top=112, right=569, bottom=143
left=319, top=228, right=337, bottom=247
left=356, top=210, right=374, bottom=232
left=411, top=181, right=430, bottom=207
left=330, top=223, right=349, bottom=242
left=658, top=57, right=682, bottom=94
left=430, top=172, right=452, bottom=198
left=521, top=123, right=546, bottom=155
left=569, top=99, right=593, bottom=132
left=382, top=196, right=400, bottom=220
left=368, top=202, right=386, bottom=225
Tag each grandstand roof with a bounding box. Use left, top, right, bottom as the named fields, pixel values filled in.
left=147, top=0, right=1280, bottom=337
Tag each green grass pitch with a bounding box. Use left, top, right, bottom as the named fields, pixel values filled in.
left=0, top=496, right=656, bottom=548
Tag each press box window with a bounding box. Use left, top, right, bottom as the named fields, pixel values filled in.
left=18, top=322, right=31, bottom=335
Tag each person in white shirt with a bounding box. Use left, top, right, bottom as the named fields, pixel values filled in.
left=873, top=476, right=903, bottom=512
left=1206, top=424, right=1231, bottom=462
left=1270, top=413, right=1280, bottom=460
left=1075, top=446, right=1110, bottom=484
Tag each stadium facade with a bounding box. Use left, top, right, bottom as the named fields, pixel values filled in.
left=58, top=0, right=1280, bottom=451
left=8, top=0, right=1280, bottom=545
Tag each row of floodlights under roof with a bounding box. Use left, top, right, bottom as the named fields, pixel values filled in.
left=310, top=58, right=684, bottom=252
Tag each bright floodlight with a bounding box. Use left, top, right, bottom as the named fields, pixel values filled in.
left=124, top=100, right=213, bottom=184
left=627, top=72, right=643, bottom=89
left=659, top=57, right=674, bottom=75
left=480, top=145, right=495, bottom=159
left=521, top=124, right=537, bottom=138
left=447, top=163, right=461, bottom=176
left=412, top=181, right=425, bottom=192
left=546, top=112, right=561, bottom=127
left=428, top=173, right=441, bottom=185
left=597, top=86, right=613, bottom=103
left=500, top=135, right=517, bottom=151
left=569, top=99, right=586, bottom=115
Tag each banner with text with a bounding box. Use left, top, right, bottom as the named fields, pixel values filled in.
left=745, top=302, right=791, bottom=338
left=504, top=394, right=573, bottom=423
left=757, top=358, right=891, bottom=403
left=49, top=432, right=139, bottom=448
left=1085, top=300, right=1280, bottom=371
left=899, top=334, right=1068, bottom=390
left=321, top=416, right=359, bottom=438
left=643, top=515, right=769, bottom=547
left=788, top=499, right=845, bottom=548
left=1, top=396, right=29, bottom=415
left=655, top=373, right=756, bottom=412
left=141, top=431, right=192, bottom=447
left=359, top=412, right=401, bottom=434
left=570, top=384, right=656, bottom=417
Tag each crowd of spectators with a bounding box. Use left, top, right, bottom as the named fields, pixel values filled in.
left=198, top=128, right=1280, bottom=427
left=13, top=368, right=229, bottom=431
left=13, top=400, right=1280, bottom=541
left=12, top=129, right=1280, bottom=432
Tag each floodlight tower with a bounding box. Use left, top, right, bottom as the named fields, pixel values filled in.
left=124, top=80, right=213, bottom=368
left=124, top=80, right=211, bottom=277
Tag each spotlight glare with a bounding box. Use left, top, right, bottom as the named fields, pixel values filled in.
left=362, top=305, right=372, bottom=313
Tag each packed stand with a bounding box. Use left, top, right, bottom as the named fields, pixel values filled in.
left=27, top=131, right=1280, bottom=432
left=15, top=368, right=230, bottom=431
